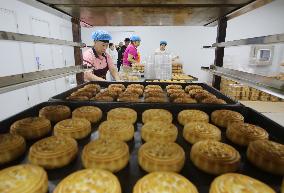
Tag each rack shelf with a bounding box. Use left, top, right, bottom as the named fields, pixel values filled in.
left=203, top=33, right=284, bottom=48
left=0, top=66, right=86, bottom=94
left=0, top=31, right=84, bottom=47
left=201, top=66, right=284, bottom=99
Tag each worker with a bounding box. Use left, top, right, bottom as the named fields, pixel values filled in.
left=155, top=40, right=168, bottom=54
left=107, top=43, right=118, bottom=67
left=116, top=41, right=124, bottom=52
left=117, top=38, right=130, bottom=71
left=122, top=35, right=141, bottom=67
left=82, top=30, right=120, bottom=81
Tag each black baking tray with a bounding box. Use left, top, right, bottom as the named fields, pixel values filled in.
left=145, top=74, right=199, bottom=82
left=0, top=101, right=283, bottom=193
left=49, top=81, right=238, bottom=105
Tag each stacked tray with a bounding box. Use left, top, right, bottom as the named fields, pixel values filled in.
left=0, top=101, right=283, bottom=193
left=50, top=81, right=237, bottom=105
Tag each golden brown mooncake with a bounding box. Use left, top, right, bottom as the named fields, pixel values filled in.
left=91, top=94, right=114, bottom=102
left=142, top=109, right=173, bottom=124
left=169, top=92, right=188, bottom=100
left=183, top=122, right=221, bottom=144
left=108, top=87, right=124, bottom=97
left=66, top=95, right=89, bottom=101
left=127, top=84, right=144, bottom=90
left=226, top=122, right=269, bottom=146
left=98, top=120, right=134, bottom=141
left=39, top=105, right=71, bottom=122
left=209, top=173, right=276, bottom=193
left=211, top=109, right=244, bottom=128
left=166, top=84, right=183, bottom=90
left=82, top=138, right=129, bottom=173
left=28, top=136, right=78, bottom=169
left=201, top=97, right=227, bottom=104
left=138, top=141, right=185, bottom=173
left=247, top=140, right=284, bottom=175
left=84, top=84, right=101, bottom=92
left=108, top=84, right=126, bottom=90
left=185, top=85, right=203, bottom=93
left=99, top=88, right=118, bottom=98
left=54, top=118, right=91, bottom=140
left=178, top=110, right=209, bottom=126
left=190, top=140, right=241, bottom=175
left=188, top=89, right=209, bottom=98
left=141, top=121, right=178, bottom=142
left=133, top=172, right=198, bottom=193
left=166, top=88, right=184, bottom=95
left=125, top=87, right=143, bottom=96
left=144, top=91, right=165, bottom=98
left=145, top=85, right=162, bottom=90
left=53, top=169, right=121, bottom=193
left=173, top=97, right=197, bottom=103
left=70, top=91, right=93, bottom=98
left=0, top=133, right=26, bottom=164
left=10, top=117, right=51, bottom=140
left=144, top=92, right=166, bottom=98
left=144, top=97, right=167, bottom=103
left=107, top=108, right=137, bottom=124
left=72, top=106, right=102, bottom=123
left=118, top=91, right=139, bottom=98
left=0, top=164, right=48, bottom=193
left=194, top=92, right=216, bottom=102
left=78, top=87, right=97, bottom=94
left=96, top=88, right=113, bottom=96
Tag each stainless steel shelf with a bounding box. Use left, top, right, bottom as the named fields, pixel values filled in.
left=0, top=66, right=86, bottom=94
left=201, top=66, right=284, bottom=99
left=203, top=33, right=284, bottom=48
left=0, top=31, right=84, bottom=47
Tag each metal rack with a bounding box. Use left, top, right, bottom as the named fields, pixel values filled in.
left=38, top=0, right=270, bottom=27
left=0, top=30, right=85, bottom=94
left=0, top=31, right=84, bottom=47
left=1, top=0, right=278, bottom=96
left=203, top=33, right=284, bottom=48
left=0, top=66, right=86, bottom=94
left=202, top=31, right=284, bottom=99
left=202, top=66, right=284, bottom=99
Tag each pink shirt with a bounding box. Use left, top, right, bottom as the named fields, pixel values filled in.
left=83, top=48, right=115, bottom=70
left=123, top=44, right=138, bottom=66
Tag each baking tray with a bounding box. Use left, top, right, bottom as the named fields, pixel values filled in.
left=145, top=79, right=192, bottom=83
left=145, top=74, right=199, bottom=82
left=0, top=101, right=283, bottom=193
left=50, top=81, right=238, bottom=105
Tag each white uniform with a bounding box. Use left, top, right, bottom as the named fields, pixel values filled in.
left=107, top=48, right=118, bottom=65
left=155, top=48, right=165, bottom=54
left=155, top=48, right=171, bottom=55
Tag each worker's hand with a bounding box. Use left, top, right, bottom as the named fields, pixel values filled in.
left=115, top=76, right=122, bottom=81
left=84, top=70, right=94, bottom=81
left=84, top=70, right=106, bottom=81
left=96, top=77, right=107, bottom=81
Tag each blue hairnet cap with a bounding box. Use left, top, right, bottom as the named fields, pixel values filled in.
left=160, top=40, right=167, bottom=45
left=130, top=35, right=141, bottom=42
left=92, top=30, right=112, bottom=41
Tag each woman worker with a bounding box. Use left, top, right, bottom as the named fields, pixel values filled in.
left=155, top=40, right=168, bottom=54
left=83, top=30, right=120, bottom=81
left=122, top=35, right=141, bottom=67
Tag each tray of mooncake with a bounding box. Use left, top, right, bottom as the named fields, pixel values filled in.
left=50, top=81, right=238, bottom=105
left=0, top=101, right=283, bottom=193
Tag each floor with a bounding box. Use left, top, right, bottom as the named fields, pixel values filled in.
left=241, top=101, right=284, bottom=126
